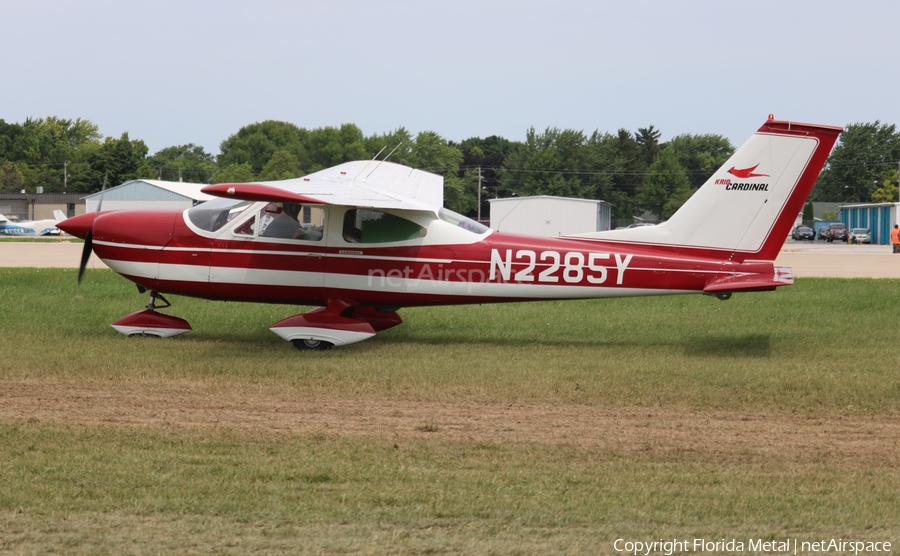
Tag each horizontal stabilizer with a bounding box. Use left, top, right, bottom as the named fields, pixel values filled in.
left=703, top=266, right=793, bottom=293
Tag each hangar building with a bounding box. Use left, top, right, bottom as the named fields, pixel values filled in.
left=838, top=202, right=900, bottom=245
left=0, top=192, right=84, bottom=221
left=488, top=196, right=612, bottom=237
left=83, top=179, right=213, bottom=212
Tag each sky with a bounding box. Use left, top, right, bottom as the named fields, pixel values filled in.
left=3, top=0, right=898, bottom=156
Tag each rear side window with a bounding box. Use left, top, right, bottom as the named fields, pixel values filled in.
left=342, top=209, right=426, bottom=243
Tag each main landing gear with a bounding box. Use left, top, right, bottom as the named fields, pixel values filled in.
left=110, top=292, right=402, bottom=350
left=269, top=301, right=403, bottom=351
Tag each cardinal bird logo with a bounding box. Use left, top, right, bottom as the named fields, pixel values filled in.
left=728, top=164, right=769, bottom=178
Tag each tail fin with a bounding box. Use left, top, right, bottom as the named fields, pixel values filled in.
left=576, top=118, right=842, bottom=261
left=53, top=210, right=66, bottom=222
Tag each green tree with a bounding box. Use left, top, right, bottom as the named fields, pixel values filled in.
left=802, top=201, right=814, bottom=227
left=499, top=127, right=631, bottom=223
left=406, top=131, right=462, bottom=171
left=13, top=117, right=101, bottom=163
left=501, top=127, right=596, bottom=199
left=608, top=129, right=648, bottom=223
left=583, top=130, right=623, bottom=214
left=210, top=163, right=255, bottom=184
left=872, top=169, right=899, bottom=203
left=0, top=119, right=22, bottom=162
left=7, top=117, right=102, bottom=192
left=0, top=162, right=26, bottom=192
left=304, top=124, right=369, bottom=172
left=258, top=150, right=304, bottom=181
left=635, top=126, right=662, bottom=167
left=363, top=127, right=414, bottom=164
left=666, top=133, right=734, bottom=188
left=812, top=121, right=900, bottom=202
left=74, top=132, right=148, bottom=192
left=457, top=135, right=515, bottom=217
left=662, top=184, right=695, bottom=220
left=405, top=131, right=469, bottom=213
left=218, top=121, right=308, bottom=175
left=638, top=147, right=691, bottom=219
left=139, top=143, right=216, bottom=183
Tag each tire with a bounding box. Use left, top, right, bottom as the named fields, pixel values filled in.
left=291, top=339, right=334, bottom=351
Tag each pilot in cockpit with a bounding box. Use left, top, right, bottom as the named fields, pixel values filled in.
left=262, top=203, right=302, bottom=238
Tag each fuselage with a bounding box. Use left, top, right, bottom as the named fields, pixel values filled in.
left=64, top=200, right=780, bottom=309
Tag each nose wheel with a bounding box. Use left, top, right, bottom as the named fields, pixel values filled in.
left=110, top=290, right=193, bottom=338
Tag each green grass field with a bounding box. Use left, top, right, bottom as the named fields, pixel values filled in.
left=1, top=268, right=899, bottom=554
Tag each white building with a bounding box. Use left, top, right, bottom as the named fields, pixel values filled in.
left=488, top=195, right=612, bottom=237
left=84, top=179, right=214, bottom=212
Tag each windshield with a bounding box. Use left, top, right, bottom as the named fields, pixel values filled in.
left=187, top=198, right=253, bottom=232
left=438, top=208, right=489, bottom=234
left=851, top=229, right=868, bottom=234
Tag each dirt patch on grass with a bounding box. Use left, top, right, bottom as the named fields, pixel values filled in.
left=2, top=377, right=898, bottom=467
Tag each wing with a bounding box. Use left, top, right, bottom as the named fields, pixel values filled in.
left=202, top=160, right=443, bottom=212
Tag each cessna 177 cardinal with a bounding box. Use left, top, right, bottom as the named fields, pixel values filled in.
left=58, top=117, right=841, bottom=349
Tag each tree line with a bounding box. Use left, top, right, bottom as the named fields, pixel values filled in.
left=2, top=116, right=899, bottom=223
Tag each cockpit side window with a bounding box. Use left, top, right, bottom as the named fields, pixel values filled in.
left=255, top=202, right=325, bottom=241
left=188, top=199, right=253, bottom=232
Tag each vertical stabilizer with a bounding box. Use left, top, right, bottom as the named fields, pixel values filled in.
left=573, top=118, right=841, bottom=261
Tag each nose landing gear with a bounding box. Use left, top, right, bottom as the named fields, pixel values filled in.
left=110, top=291, right=193, bottom=338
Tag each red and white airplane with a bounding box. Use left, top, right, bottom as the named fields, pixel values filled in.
left=59, top=117, right=841, bottom=349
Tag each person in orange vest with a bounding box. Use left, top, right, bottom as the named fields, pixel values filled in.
left=892, top=224, right=900, bottom=253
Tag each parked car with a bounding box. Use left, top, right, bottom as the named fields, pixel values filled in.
left=828, top=222, right=848, bottom=243
left=817, top=226, right=829, bottom=241
left=791, top=225, right=815, bottom=241
left=826, top=222, right=848, bottom=242
left=848, top=228, right=871, bottom=244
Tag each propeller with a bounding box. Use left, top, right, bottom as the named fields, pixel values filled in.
left=77, top=230, right=92, bottom=284
left=77, top=172, right=107, bottom=284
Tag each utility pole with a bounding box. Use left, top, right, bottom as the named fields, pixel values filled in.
left=476, top=166, right=483, bottom=222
